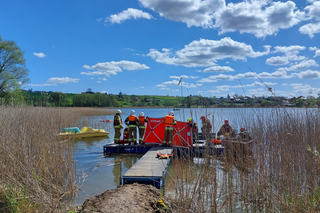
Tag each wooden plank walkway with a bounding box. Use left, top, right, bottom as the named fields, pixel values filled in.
left=122, top=146, right=173, bottom=188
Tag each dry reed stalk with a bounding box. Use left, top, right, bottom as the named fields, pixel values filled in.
left=169, top=108, right=320, bottom=212
left=0, top=106, right=114, bottom=212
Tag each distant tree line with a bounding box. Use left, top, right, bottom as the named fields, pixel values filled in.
left=72, top=93, right=120, bottom=107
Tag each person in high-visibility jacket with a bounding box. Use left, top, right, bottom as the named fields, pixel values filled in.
left=238, top=127, right=252, bottom=142
left=138, top=112, right=148, bottom=144
left=188, top=118, right=198, bottom=142
left=218, top=119, right=233, bottom=140
left=200, top=115, right=212, bottom=140
left=113, top=109, right=123, bottom=144
left=123, top=126, right=129, bottom=143
left=125, top=110, right=139, bottom=145
left=163, top=111, right=176, bottom=147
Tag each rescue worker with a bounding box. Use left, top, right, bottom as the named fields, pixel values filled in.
left=218, top=120, right=233, bottom=140
left=187, top=118, right=198, bottom=142
left=123, top=126, right=129, bottom=144
left=200, top=116, right=212, bottom=140
left=125, top=110, right=139, bottom=145
left=238, top=127, right=252, bottom=142
left=163, top=111, right=176, bottom=147
left=138, top=112, right=148, bottom=144
left=113, top=109, right=123, bottom=144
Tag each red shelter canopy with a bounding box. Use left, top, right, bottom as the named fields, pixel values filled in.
left=143, top=117, right=193, bottom=149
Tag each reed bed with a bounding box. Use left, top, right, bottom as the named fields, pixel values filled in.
left=170, top=107, right=320, bottom=212
left=0, top=106, right=114, bottom=212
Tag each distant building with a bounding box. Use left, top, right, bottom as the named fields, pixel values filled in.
left=86, top=88, right=95, bottom=94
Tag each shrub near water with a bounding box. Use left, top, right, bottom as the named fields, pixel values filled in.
left=170, top=108, right=320, bottom=212
left=0, top=107, right=114, bottom=212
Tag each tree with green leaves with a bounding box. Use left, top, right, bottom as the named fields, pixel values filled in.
left=0, top=36, right=29, bottom=93
left=49, top=92, right=70, bottom=107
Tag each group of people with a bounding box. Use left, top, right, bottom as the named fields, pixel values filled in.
left=113, top=110, right=252, bottom=145
left=188, top=117, right=252, bottom=142
left=113, top=109, right=147, bottom=145
left=113, top=109, right=178, bottom=146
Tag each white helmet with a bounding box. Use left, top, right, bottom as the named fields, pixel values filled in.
left=130, top=110, right=135, bottom=115
left=139, top=112, right=144, bottom=116
left=116, top=109, right=121, bottom=114
left=169, top=111, right=174, bottom=116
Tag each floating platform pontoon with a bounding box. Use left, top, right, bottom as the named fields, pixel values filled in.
left=121, top=146, right=173, bottom=189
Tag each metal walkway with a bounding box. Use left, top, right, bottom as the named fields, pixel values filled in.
left=122, top=146, right=173, bottom=189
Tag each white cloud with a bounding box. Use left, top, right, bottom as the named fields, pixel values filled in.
left=294, top=70, right=320, bottom=79
left=196, top=69, right=202, bottom=73
left=33, top=52, right=46, bottom=58
left=266, top=56, right=289, bottom=66
left=169, top=75, right=199, bottom=79
left=107, top=8, right=153, bottom=24
left=309, top=46, right=320, bottom=57
left=139, top=0, right=224, bottom=28
left=266, top=45, right=307, bottom=66
left=283, top=83, right=288, bottom=86
left=96, top=18, right=103, bottom=22
left=305, top=1, right=320, bottom=21
left=147, top=37, right=270, bottom=67
left=203, top=66, right=235, bottom=72
left=289, top=83, right=320, bottom=96
left=299, top=22, right=320, bottom=38
left=140, top=86, right=145, bottom=88
left=28, top=83, right=56, bottom=87
left=139, top=0, right=305, bottom=38
left=214, top=1, right=305, bottom=38
left=277, top=59, right=319, bottom=71
left=47, top=77, right=79, bottom=84
left=98, top=78, right=107, bottom=81
left=97, top=81, right=102, bottom=83
left=82, top=60, right=149, bottom=77
left=162, top=80, right=203, bottom=88
left=198, top=74, right=236, bottom=83
left=156, top=84, right=167, bottom=87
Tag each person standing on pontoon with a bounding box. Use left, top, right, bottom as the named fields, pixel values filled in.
left=125, top=110, right=139, bottom=145
left=218, top=119, right=233, bottom=140
left=113, top=109, right=123, bottom=144
left=188, top=118, right=198, bottom=142
left=163, top=111, right=176, bottom=147
left=200, top=116, right=212, bottom=140
left=138, top=112, right=148, bottom=144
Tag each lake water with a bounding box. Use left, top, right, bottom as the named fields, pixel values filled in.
left=71, top=107, right=316, bottom=206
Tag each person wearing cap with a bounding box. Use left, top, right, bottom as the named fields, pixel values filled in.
left=138, top=112, right=148, bottom=144
left=238, top=127, right=252, bottom=142
left=200, top=116, right=212, bottom=140
left=163, top=111, right=177, bottom=147
left=113, top=109, right=123, bottom=144
left=188, top=118, right=198, bottom=142
left=125, top=110, right=139, bottom=145
left=218, top=119, right=233, bottom=140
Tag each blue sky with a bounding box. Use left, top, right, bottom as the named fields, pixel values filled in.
left=1, top=0, right=320, bottom=98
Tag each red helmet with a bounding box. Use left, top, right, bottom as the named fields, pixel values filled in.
left=225, top=119, right=229, bottom=123
left=200, top=116, right=206, bottom=120
left=240, top=127, right=245, bottom=132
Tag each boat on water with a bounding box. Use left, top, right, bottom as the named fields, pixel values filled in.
left=59, top=127, right=109, bottom=139
left=173, top=108, right=180, bottom=111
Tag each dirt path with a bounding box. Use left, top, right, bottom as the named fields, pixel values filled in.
left=75, top=183, right=173, bottom=213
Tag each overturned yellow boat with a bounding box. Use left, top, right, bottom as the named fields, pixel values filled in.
left=59, top=127, right=109, bottom=139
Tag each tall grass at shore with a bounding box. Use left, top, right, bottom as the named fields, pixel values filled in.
left=0, top=106, right=114, bottom=212
left=170, top=108, right=320, bottom=212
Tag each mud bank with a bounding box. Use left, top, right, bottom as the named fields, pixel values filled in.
left=74, top=183, right=173, bottom=213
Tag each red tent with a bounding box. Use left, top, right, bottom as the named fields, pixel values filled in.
left=143, top=117, right=193, bottom=149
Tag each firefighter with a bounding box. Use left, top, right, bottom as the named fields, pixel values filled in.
left=125, top=110, right=139, bottom=145
left=218, top=120, right=233, bottom=140
left=187, top=118, right=198, bottom=142
left=123, top=126, right=129, bottom=144
left=113, top=109, right=123, bottom=144
left=163, top=111, right=176, bottom=147
left=238, top=127, right=252, bottom=142
left=200, top=116, right=212, bottom=140
left=138, top=112, right=148, bottom=144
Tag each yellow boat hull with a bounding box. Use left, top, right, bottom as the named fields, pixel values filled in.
left=59, top=127, right=109, bottom=139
